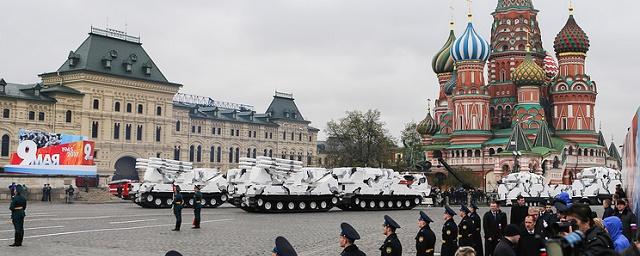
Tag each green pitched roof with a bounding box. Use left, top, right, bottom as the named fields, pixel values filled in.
left=265, top=93, right=309, bottom=123
left=45, top=29, right=179, bottom=86
left=597, top=131, right=607, bottom=147
left=609, top=142, right=621, bottom=160
left=484, top=137, right=509, bottom=146
left=533, top=121, right=554, bottom=148
left=505, top=124, right=532, bottom=152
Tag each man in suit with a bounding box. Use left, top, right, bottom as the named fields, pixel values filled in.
left=483, top=201, right=507, bottom=256
left=518, top=215, right=545, bottom=256
left=510, top=195, right=528, bottom=226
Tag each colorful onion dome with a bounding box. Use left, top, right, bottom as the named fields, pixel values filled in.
left=451, top=22, right=490, bottom=62
left=432, top=29, right=456, bottom=74
left=512, top=52, right=545, bottom=86
left=496, top=0, right=534, bottom=12
left=444, top=69, right=457, bottom=95
left=554, top=15, right=590, bottom=54
left=417, top=111, right=439, bottom=136
left=543, top=52, right=558, bottom=79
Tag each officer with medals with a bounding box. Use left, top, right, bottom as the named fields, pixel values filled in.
left=192, top=185, right=203, bottom=229
left=458, top=205, right=474, bottom=248
left=380, top=215, right=402, bottom=256
left=469, top=203, right=483, bottom=256
left=9, top=185, right=27, bottom=247
left=272, top=236, right=297, bottom=256
left=441, top=206, right=459, bottom=256
left=172, top=185, right=184, bottom=231
left=415, top=211, right=436, bottom=256
left=339, top=222, right=366, bottom=256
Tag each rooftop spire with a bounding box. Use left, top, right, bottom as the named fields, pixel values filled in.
left=449, top=0, right=455, bottom=28
left=466, top=0, right=473, bottom=21
left=569, top=0, right=574, bottom=15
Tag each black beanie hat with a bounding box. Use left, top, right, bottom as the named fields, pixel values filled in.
left=504, top=224, right=520, bottom=237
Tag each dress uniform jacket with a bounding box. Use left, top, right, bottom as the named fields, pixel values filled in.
left=10, top=191, right=27, bottom=246
left=193, top=191, right=203, bottom=227
left=441, top=218, right=459, bottom=256
left=379, top=233, right=402, bottom=256
left=415, top=226, right=436, bottom=256
left=469, top=211, right=484, bottom=256
left=341, top=244, right=367, bottom=256
left=458, top=215, right=474, bottom=247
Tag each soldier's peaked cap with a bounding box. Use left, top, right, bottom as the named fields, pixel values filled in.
left=471, top=203, right=478, bottom=209
left=445, top=205, right=456, bottom=216
left=419, top=211, right=433, bottom=223
left=383, top=215, right=401, bottom=229
left=460, top=204, right=471, bottom=214
left=340, top=222, right=361, bottom=241
left=273, top=236, right=297, bottom=256
left=165, top=250, right=183, bottom=256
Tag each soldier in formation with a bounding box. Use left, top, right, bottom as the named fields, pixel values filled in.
left=172, top=185, right=184, bottom=231
left=415, top=211, right=436, bottom=256
left=441, top=206, right=459, bottom=256
left=9, top=185, right=27, bottom=247
left=458, top=205, right=474, bottom=248
left=272, top=236, right=297, bottom=256
left=339, top=222, right=366, bottom=256
left=468, top=203, right=483, bottom=256
left=192, top=185, right=203, bottom=229
left=380, top=215, right=402, bottom=256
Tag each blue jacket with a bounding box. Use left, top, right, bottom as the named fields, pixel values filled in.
left=604, top=216, right=631, bottom=253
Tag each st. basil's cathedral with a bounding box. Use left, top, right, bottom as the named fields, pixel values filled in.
left=416, top=0, right=622, bottom=189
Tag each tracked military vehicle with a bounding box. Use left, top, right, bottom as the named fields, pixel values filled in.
left=570, top=167, right=623, bottom=203
left=132, top=158, right=229, bottom=208
left=496, top=171, right=568, bottom=205
left=331, top=167, right=431, bottom=210
left=227, top=156, right=339, bottom=213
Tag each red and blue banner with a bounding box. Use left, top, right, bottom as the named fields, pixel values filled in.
left=4, top=129, right=97, bottom=176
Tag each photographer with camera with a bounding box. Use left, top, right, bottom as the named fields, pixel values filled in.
left=547, top=203, right=615, bottom=256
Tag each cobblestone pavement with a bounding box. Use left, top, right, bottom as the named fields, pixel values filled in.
left=0, top=202, right=604, bottom=256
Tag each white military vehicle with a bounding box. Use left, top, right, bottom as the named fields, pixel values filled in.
left=497, top=171, right=570, bottom=205
left=132, top=157, right=229, bottom=208
left=570, top=167, right=623, bottom=203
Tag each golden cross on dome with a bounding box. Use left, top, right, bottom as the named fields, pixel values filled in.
left=449, top=0, right=455, bottom=28
left=569, top=0, right=575, bottom=15
left=466, top=0, right=473, bottom=21
left=427, top=99, right=432, bottom=113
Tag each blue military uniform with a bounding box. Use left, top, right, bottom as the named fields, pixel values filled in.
left=172, top=186, right=184, bottom=231
left=441, top=206, right=459, bottom=256
left=458, top=205, right=474, bottom=248
left=192, top=187, right=203, bottom=229
left=469, top=203, right=484, bottom=256
left=340, top=222, right=366, bottom=256
left=273, top=236, right=297, bottom=256
left=9, top=185, right=27, bottom=247
left=416, top=211, right=436, bottom=256
left=380, top=215, right=402, bottom=256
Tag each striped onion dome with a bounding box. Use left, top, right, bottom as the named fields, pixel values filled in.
left=417, top=112, right=439, bottom=136
left=496, top=0, right=533, bottom=12
left=512, top=52, right=545, bottom=86
left=432, top=29, right=456, bottom=74
left=451, top=22, right=490, bottom=62
left=444, top=69, right=457, bottom=95
left=543, top=52, right=558, bottom=79
left=554, top=15, right=590, bottom=54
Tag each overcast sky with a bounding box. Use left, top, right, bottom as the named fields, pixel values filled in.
left=0, top=0, right=637, bottom=146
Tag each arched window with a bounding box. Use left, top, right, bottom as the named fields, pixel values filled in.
left=196, top=145, right=202, bottom=162
left=93, top=99, right=100, bottom=110
left=210, top=146, right=215, bottom=163
left=568, top=146, right=573, bottom=155
left=136, top=125, right=143, bottom=141
left=91, top=121, right=99, bottom=138
left=264, top=149, right=268, bottom=156
left=235, top=148, right=240, bottom=163
left=216, top=146, right=221, bottom=163
left=2, top=109, right=9, bottom=118
left=489, top=148, right=496, bottom=156
left=590, top=149, right=594, bottom=156
left=228, top=147, right=233, bottom=163
left=1, top=134, right=9, bottom=157
left=155, top=126, right=161, bottom=142
left=466, top=150, right=473, bottom=158
left=174, top=146, right=180, bottom=161
left=125, top=124, right=132, bottom=140
left=474, top=150, right=481, bottom=157
left=497, top=148, right=504, bottom=153
left=246, top=148, right=251, bottom=158
left=65, top=110, right=72, bottom=123
left=156, top=106, right=162, bottom=116
left=137, top=104, right=143, bottom=114
left=113, top=123, right=120, bottom=139
left=176, top=121, right=181, bottom=132
left=578, top=148, right=582, bottom=156
left=189, top=145, right=195, bottom=162
left=269, top=149, right=273, bottom=157
left=252, top=148, right=257, bottom=158
left=126, top=103, right=132, bottom=113
left=114, top=102, right=121, bottom=112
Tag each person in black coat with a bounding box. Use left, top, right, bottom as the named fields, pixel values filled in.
left=339, top=222, right=366, bottom=256
left=483, top=201, right=507, bottom=256
left=603, top=199, right=615, bottom=218
left=272, top=236, right=297, bottom=256
left=171, top=185, right=184, bottom=231
left=535, top=199, right=558, bottom=239
left=441, top=206, right=459, bottom=256
left=517, top=215, right=545, bottom=256
left=615, top=200, right=638, bottom=245
left=380, top=215, right=402, bottom=256
left=566, top=203, right=616, bottom=256
left=469, top=203, right=483, bottom=256
left=493, top=224, right=520, bottom=256
left=416, top=211, right=436, bottom=256
left=510, top=195, right=528, bottom=226
left=458, top=205, right=474, bottom=248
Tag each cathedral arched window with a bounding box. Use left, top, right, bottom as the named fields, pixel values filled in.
left=1, top=134, right=9, bottom=157
left=489, top=148, right=496, bottom=156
